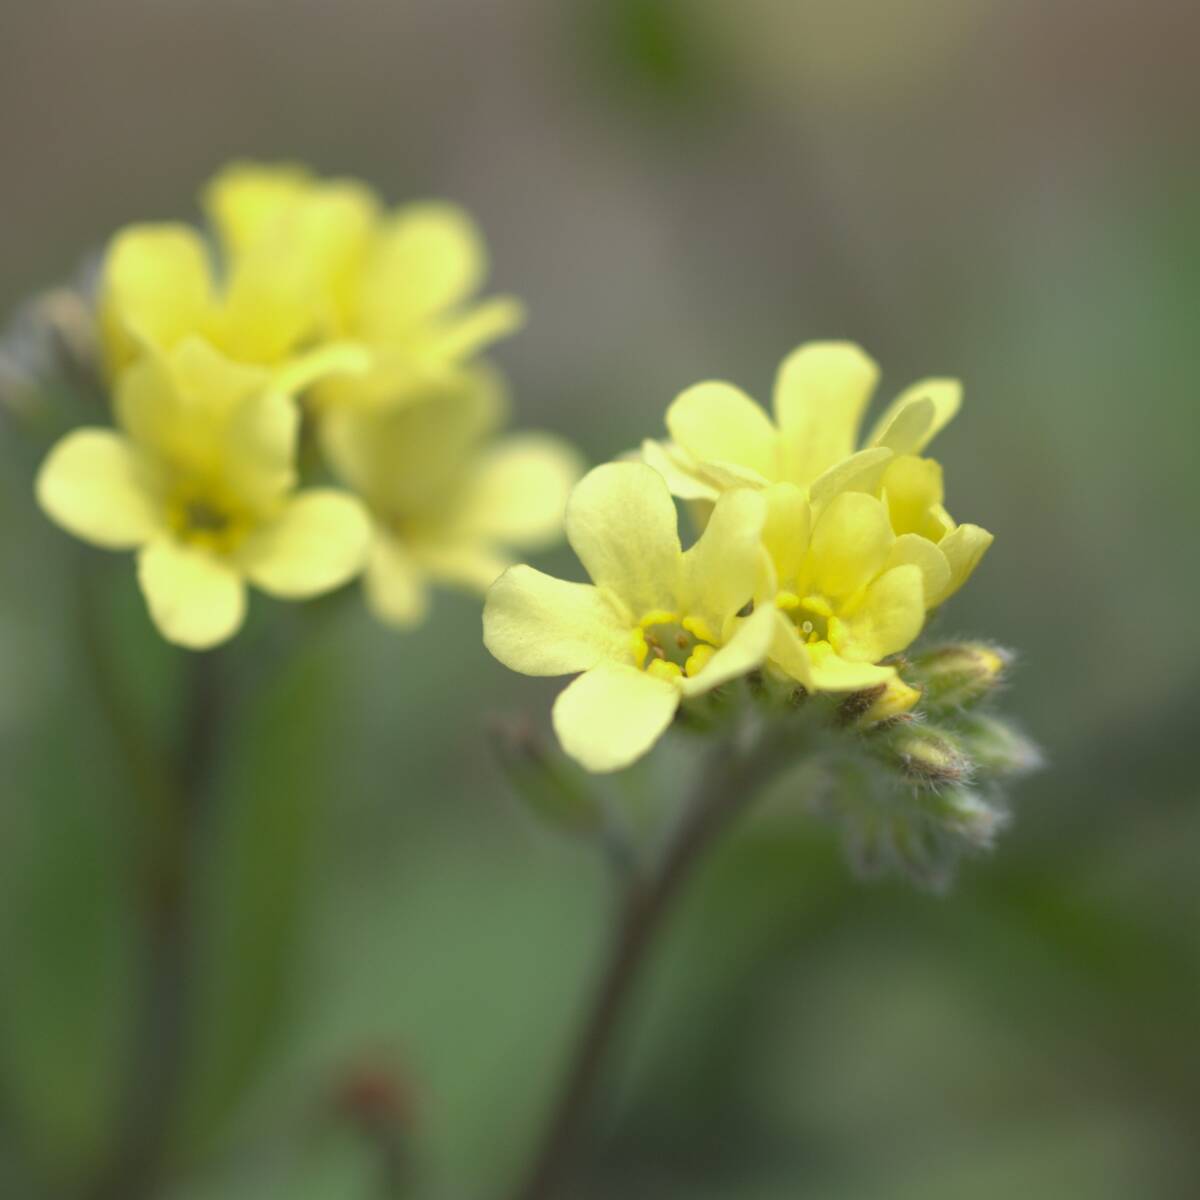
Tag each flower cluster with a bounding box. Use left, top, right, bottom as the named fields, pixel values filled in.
left=484, top=342, right=994, bottom=773
left=35, top=162, right=579, bottom=647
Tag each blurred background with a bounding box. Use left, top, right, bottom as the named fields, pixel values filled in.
left=1, top=1, right=1198, bottom=1197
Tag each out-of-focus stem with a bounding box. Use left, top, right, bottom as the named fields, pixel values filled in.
left=511, top=722, right=793, bottom=1200
left=79, top=576, right=225, bottom=1200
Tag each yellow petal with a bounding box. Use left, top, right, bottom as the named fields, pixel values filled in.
left=100, top=225, right=215, bottom=373
left=773, top=341, right=879, bottom=484
left=484, top=565, right=632, bottom=676
left=809, top=492, right=893, bottom=598
left=834, top=564, right=925, bottom=662
left=665, top=382, right=778, bottom=483
left=238, top=490, right=370, bottom=598
left=454, top=434, right=583, bottom=548
left=364, top=531, right=428, bottom=627
left=931, top=523, right=994, bottom=604
left=640, top=439, right=719, bottom=502
left=808, top=446, right=893, bottom=511
left=363, top=530, right=430, bottom=629
left=807, top=648, right=895, bottom=691
left=424, top=296, right=526, bottom=362
left=36, top=430, right=162, bottom=549
left=761, top=482, right=811, bottom=586
left=682, top=487, right=767, bottom=635
left=203, top=161, right=313, bottom=254
left=360, top=203, right=488, bottom=336
left=320, top=367, right=506, bottom=512
left=552, top=663, right=679, bottom=773
left=564, top=462, right=680, bottom=617
left=678, top=602, right=775, bottom=697
left=137, top=538, right=246, bottom=649
left=880, top=454, right=945, bottom=537
left=885, top=533, right=951, bottom=608
left=867, top=378, right=962, bottom=454
left=768, top=611, right=815, bottom=688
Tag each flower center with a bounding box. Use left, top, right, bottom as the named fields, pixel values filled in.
left=776, top=591, right=840, bottom=646
left=167, top=492, right=250, bottom=553
left=630, top=610, right=717, bottom=682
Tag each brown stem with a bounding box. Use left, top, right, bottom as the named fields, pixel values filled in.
left=511, top=724, right=792, bottom=1200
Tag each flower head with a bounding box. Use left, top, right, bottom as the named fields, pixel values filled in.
left=36, top=338, right=371, bottom=648
left=642, top=341, right=992, bottom=602
left=483, top=462, right=776, bottom=772
left=322, top=367, right=581, bottom=628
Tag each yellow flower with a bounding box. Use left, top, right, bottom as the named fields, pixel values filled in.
left=321, top=367, right=582, bottom=628
left=101, top=163, right=378, bottom=376
left=308, top=195, right=525, bottom=410
left=483, top=462, right=777, bottom=772
left=759, top=483, right=938, bottom=693
left=36, top=338, right=371, bottom=649
left=642, top=341, right=992, bottom=602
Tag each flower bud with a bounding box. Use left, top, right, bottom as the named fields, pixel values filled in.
left=908, top=642, right=1010, bottom=711
left=958, top=713, right=1043, bottom=779
left=883, top=721, right=971, bottom=786
left=928, top=786, right=1007, bottom=849
left=850, top=677, right=922, bottom=727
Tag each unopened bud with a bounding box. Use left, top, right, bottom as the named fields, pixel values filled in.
left=884, top=722, right=971, bottom=786
left=908, top=642, right=1010, bottom=711
left=958, top=713, right=1043, bottom=779
left=852, top=677, right=922, bottom=727
left=928, top=786, right=1007, bottom=849
left=489, top=717, right=604, bottom=833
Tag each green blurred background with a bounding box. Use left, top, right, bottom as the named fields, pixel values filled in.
left=2, top=1, right=1198, bottom=1197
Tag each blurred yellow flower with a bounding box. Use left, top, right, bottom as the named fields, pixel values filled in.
left=642, top=341, right=992, bottom=600
left=101, top=164, right=378, bottom=376
left=308, top=196, right=525, bottom=410
left=483, top=462, right=777, bottom=772
left=37, top=338, right=371, bottom=649
left=322, top=366, right=581, bottom=629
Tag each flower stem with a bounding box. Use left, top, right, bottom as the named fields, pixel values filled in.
left=510, top=720, right=793, bottom=1200
left=79, top=579, right=225, bottom=1200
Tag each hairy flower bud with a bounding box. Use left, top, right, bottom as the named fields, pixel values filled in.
left=907, top=642, right=1010, bottom=711
left=958, top=713, right=1043, bottom=779
left=881, top=720, right=971, bottom=786
left=928, top=786, right=1007, bottom=849
left=852, top=677, right=922, bottom=727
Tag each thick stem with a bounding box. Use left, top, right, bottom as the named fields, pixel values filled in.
left=511, top=724, right=791, bottom=1200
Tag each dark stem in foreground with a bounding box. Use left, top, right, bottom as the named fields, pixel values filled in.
left=511, top=722, right=793, bottom=1200
left=80, top=591, right=225, bottom=1200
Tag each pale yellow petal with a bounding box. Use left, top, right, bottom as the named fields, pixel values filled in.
left=564, top=462, right=680, bottom=617
left=773, top=341, right=880, bottom=484
left=834, top=564, right=925, bottom=662
left=424, top=296, right=526, bottom=362
left=761, top=482, right=811, bottom=585
left=681, top=487, right=767, bottom=635
left=552, top=663, right=679, bottom=773
left=807, top=649, right=895, bottom=691
left=454, top=434, right=583, bottom=549
left=679, top=603, right=775, bottom=697
left=640, top=439, right=719, bottom=502
left=100, top=225, right=215, bottom=372
left=360, top=203, right=488, bottom=337
left=880, top=454, right=945, bottom=537
left=867, top=378, right=962, bottom=454
left=36, top=430, right=162, bottom=549
left=412, top=539, right=511, bottom=592
left=137, top=538, right=246, bottom=649
left=885, top=533, right=951, bottom=609
left=363, top=531, right=430, bottom=629
left=665, top=382, right=779, bottom=482
left=203, top=162, right=313, bottom=254
left=809, top=491, right=893, bottom=598
left=931, top=523, right=994, bottom=605
left=238, top=490, right=370, bottom=598
left=808, top=446, right=894, bottom=511
left=484, top=565, right=632, bottom=676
